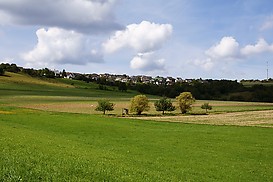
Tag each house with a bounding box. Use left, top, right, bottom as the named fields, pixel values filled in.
left=65, top=72, right=75, bottom=79
left=175, top=77, right=184, bottom=83
left=141, top=76, right=152, bottom=84
left=166, top=77, right=175, bottom=85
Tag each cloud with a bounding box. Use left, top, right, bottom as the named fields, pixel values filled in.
left=22, top=27, right=103, bottom=67
left=0, top=0, right=121, bottom=33
left=193, top=36, right=240, bottom=70
left=194, top=36, right=273, bottom=71
left=193, top=58, right=214, bottom=71
left=130, top=52, right=165, bottom=71
left=260, top=15, right=273, bottom=31
left=103, top=21, right=173, bottom=53
left=241, top=38, right=273, bottom=56
left=205, top=36, right=240, bottom=60
left=103, top=21, right=172, bottom=71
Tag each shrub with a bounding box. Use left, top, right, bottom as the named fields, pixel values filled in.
left=201, top=103, right=212, bottom=113
left=95, top=100, right=114, bottom=115
left=176, top=92, right=195, bottom=114
left=154, top=97, right=175, bottom=115
left=0, top=67, right=4, bottom=76
left=130, top=95, right=150, bottom=115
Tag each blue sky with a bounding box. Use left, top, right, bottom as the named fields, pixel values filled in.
left=1, top=0, right=273, bottom=79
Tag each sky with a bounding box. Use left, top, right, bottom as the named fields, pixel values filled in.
left=1, top=0, right=273, bottom=80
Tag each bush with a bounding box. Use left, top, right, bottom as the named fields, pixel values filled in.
left=154, top=97, right=175, bottom=114
left=130, top=95, right=150, bottom=115
left=176, top=92, right=195, bottom=114
left=201, top=103, right=212, bottom=113
left=0, top=67, right=4, bottom=76
left=95, top=100, right=114, bottom=115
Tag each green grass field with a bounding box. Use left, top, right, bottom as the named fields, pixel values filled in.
left=1, top=107, right=273, bottom=181
left=1, top=72, right=273, bottom=181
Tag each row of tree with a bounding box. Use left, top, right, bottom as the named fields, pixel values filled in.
left=87, top=75, right=273, bottom=103
left=95, top=92, right=211, bottom=115
left=2, top=63, right=273, bottom=103
left=0, top=63, right=59, bottom=78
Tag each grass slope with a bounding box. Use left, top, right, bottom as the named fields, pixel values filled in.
left=1, top=72, right=273, bottom=181
left=1, top=107, right=273, bottom=181
left=0, top=72, right=139, bottom=99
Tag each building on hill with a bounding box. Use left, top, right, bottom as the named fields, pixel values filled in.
left=166, top=77, right=176, bottom=85
left=65, top=72, right=75, bottom=79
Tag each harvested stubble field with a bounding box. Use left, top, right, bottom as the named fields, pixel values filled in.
left=135, top=110, right=273, bottom=128
left=5, top=95, right=265, bottom=115
left=2, top=95, right=273, bottom=129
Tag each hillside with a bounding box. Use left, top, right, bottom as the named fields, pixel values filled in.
left=0, top=72, right=139, bottom=98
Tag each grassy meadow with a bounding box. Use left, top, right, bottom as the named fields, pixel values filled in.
left=1, top=72, right=273, bottom=181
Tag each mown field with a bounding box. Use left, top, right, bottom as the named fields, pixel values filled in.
left=1, top=72, right=273, bottom=181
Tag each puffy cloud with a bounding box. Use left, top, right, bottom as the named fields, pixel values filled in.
left=0, top=0, right=120, bottom=33
left=103, top=21, right=172, bottom=71
left=241, top=38, right=273, bottom=56
left=103, top=21, right=173, bottom=53
left=130, top=52, right=165, bottom=71
left=205, top=36, right=240, bottom=60
left=193, top=36, right=240, bottom=71
left=22, top=27, right=103, bottom=67
left=194, top=36, right=273, bottom=71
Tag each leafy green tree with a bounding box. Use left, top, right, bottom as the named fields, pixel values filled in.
left=39, top=68, right=55, bottom=78
left=130, top=95, right=150, bottom=115
left=118, top=82, right=127, bottom=92
left=201, top=103, right=212, bottom=113
left=62, top=69, right=67, bottom=78
left=0, top=67, right=4, bottom=76
left=154, top=97, right=175, bottom=114
left=95, top=100, right=114, bottom=115
left=176, top=92, right=195, bottom=114
left=0, top=63, right=20, bottom=73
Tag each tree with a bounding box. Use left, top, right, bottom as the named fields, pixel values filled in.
left=176, top=92, right=195, bottom=114
left=201, top=103, right=212, bottom=113
left=39, top=68, right=55, bottom=78
left=62, top=69, right=67, bottom=78
left=0, top=67, right=4, bottom=76
left=95, top=100, right=114, bottom=115
left=130, top=95, right=150, bottom=115
left=154, top=97, right=175, bottom=114
left=118, top=82, right=127, bottom=92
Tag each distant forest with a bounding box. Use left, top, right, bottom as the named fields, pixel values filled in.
left=1, top=63, right=273, bottom=102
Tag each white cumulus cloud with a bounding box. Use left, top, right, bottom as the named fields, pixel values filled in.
left=103, top=21, right=173, bottom=53
left=0, top=0, right=120, bottom=33
left=22, top=27, right=103, bottom=67
left=194, top=36, right=273, bottom=71
left=241, top=38, right=273, bottom=56
left=205, top=36, right=240, bottom=60
left=130, top=52, right=165, bottom=71
left=103, top=21, right=172, bottom=71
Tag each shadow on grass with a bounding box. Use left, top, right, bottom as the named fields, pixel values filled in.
left=104, top=112, right=208, bottom=118
left=0, top=74, right=11, bottom=77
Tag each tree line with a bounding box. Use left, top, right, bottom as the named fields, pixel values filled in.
left=96, top=92, right=212, bottom=115
left=96, top=92, right=197, bottom=115
left=1, top=63, right=273, bottom=102
left=128, top=80, right=273, bottom=102
left=0, top=63, right=58, bottom=78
